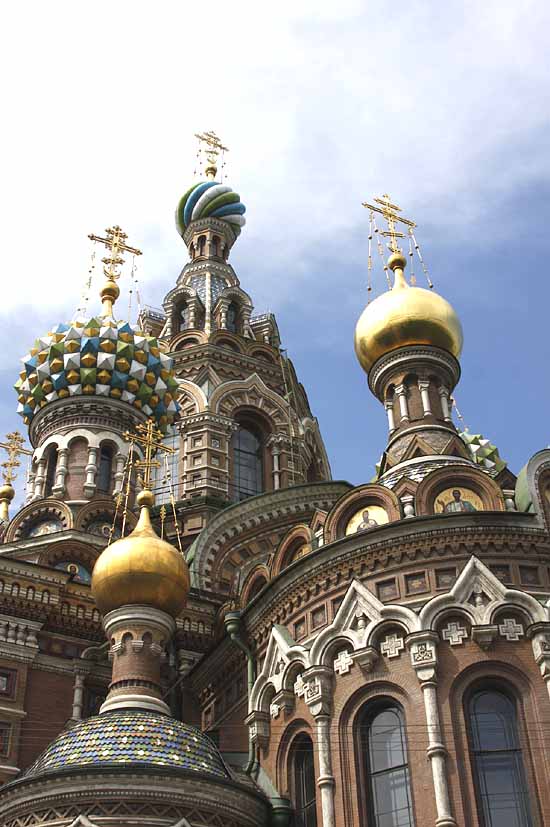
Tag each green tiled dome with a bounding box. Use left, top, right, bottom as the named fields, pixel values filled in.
left=25, top=710, right=229, bottom=779
left=15, top=317, right=180, bottom=432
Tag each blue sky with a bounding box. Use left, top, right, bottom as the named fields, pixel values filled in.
left=1, top=0, right=549, bottom=495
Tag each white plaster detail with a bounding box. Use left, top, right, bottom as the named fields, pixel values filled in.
left=441, top=622, right=468, bottom=646
left=270, top=703, right=280, bottom=719
left=294, top=674, right=306, bottom=698
left=381, top=634, right=405, bottom=659
left=499, top=617, right=524, bottom=641
left=333, top=650, right=353, bottom=675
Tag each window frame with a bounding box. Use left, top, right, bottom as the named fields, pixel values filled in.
left=357, top=699, right=416, bottom=827
left=465, top=682, right=535, bottom=827
left=231, top=420, right=265, bottom=502
left=289, top=731, right=318, bottom=827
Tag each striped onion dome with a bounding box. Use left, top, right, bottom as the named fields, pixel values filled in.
left=14, top=317, right=180, bottom=433
left=176, top=180, right=246, bottom=238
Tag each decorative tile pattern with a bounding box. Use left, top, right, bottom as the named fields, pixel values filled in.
left=15, top=319, right=180, bottom=432
left=25, top=710, right=229, bottom=779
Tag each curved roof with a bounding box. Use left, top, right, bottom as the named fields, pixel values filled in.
left=25, top=710, right=229, bottom=779
left=176, top=180, right=246, bottom=237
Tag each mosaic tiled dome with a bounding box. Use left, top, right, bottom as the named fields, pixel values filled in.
left=460, top=431, right=506, bottom=473
left=176, top=181, right=246, bottom=238
left=14, top=317, right=180, bottom=432
left=25, top=710, right=229, bottom=779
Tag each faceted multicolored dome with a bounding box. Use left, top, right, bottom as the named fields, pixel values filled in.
left=14, top=316, right=180, bottom=432
left=25, top=709, right=229, bottom=779
left=176, top=180, right=246, bottom=237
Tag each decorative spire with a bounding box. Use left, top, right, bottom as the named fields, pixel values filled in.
left=124, top=419, right=175, bottom=497
left=88, top=225, right=142, bottom=317
left=0, top=431, right=31, bottom=521
left=194, top=130, right=228, bottom=180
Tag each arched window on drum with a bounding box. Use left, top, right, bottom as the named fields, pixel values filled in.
left=466, top=686, right=534, bottom=827
left=359, top=701, right=415, bottom=827
left=289, top=733, right=317, bottom=827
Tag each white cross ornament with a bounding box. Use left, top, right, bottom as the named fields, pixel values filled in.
left=294, top=674, right=306, bottom=697
left=442, top=622, right=468, bottom=646
left=270, top=703, right=280, bottom=719
left=499, top=618, right=524, bottom=641
left=334, top=650, right=353, bottom=675
left=381, top=634, right=405, bottom=659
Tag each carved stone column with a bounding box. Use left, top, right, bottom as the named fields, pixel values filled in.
left=303, top=666, right=335, bottom=827
left=395, top=384, right=409, bottom=423
left=268, top=436, right=284, bottom=491
left=52, top=448, right=69, bottom=497
left=385, top=400, right=396, bottom=433
left=113, top=453, right=126, bottom=498
left=418, top=380, right=432, bottom=417
left=71, top=670, right=86, bottom=721
left=438, top=386, right=452, bottom=422
left=33, top=457, right=47, bottom=499
left=84, top=446, right=98, bottom=498
left=408, top=632, right=457, bottom=827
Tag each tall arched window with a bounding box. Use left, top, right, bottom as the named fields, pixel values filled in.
left=97, top=444, right=113, bottom=493
left=231, top=423, right=263, bottom=501
left=290, top=733, right=317, bottom=827
left=178, top=301, right=189, bottom=331
left=226, top=302, right=238, bottom=333
left=467, top=687, right=533, bottom=826
left=360, top=703, right=415, bottom=827
left=43, top=445, right=58, bottom=496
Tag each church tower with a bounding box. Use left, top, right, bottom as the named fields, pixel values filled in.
left=139, top=133, right=331, bottom=550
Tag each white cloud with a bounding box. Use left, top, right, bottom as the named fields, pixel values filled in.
left=0, top=0, right=549, bottom=328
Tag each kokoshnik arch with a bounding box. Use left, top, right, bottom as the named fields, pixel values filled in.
left=0, top=136, right=549, bottom=827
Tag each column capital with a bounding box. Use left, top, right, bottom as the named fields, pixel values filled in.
left=407, top=630, right=439, bottom=683
left=302, top=665, right=334, bottom=717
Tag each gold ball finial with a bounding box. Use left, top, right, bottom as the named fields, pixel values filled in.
left=136, top=489, right=154, bottom=508
left=387, top=250, right=407, bottom=271
left=0, top=483, right=15, bottom=502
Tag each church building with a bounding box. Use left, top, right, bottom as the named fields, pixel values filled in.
left=0, top=134, right=548, bottom=827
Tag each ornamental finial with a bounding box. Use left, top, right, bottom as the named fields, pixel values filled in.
left=194, top=130, right=228, bottom=180
left=88, top=225, right=142, bottom=317
left=0, top=431, right=32, bottom=521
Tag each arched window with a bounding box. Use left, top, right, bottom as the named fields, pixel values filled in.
left=290, top=733, right=317, bottom=827
left=178, top=301, right=189, bottom=331
left=44, top=445, right=58, bottom=496
left=467, top=687, right=533, bottom=826
left=97, top=444, right=113, bottom=493
left=198, top=235, right=206, bottom=256
left=226, top=302, right=238, bottom=333
left=360, top=703, right=415, bottom=827
left=231, top=423, right=263, bottom=501
left=212, top=235, right=220, bottom=257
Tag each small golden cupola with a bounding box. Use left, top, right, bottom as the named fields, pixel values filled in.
left=354, top=195, right=463, bottom=374
left=91, top=420, right=189, bottom=618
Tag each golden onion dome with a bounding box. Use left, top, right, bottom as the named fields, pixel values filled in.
left=354, top=252, right=463, bottom=373
left=0, top=483, right=15, bottom=502
left=91, top=490, right=190, bottom=617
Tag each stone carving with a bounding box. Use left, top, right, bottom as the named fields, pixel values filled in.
left=333, top=650, right=353, bottom=675
left=293, top=673, right=306, bottom=698
left=441, top=621, right=468, bottom=646
left=381, top=633, right=405, bottom=659
left=499, top=618, right=524, bottom=641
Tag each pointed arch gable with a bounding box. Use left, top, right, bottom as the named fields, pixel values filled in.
left=420, top=555, right=547, bottom=629
left=210, top=374, right=296, bottom=434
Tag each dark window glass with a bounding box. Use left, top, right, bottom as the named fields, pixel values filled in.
left=292, top=734, right=317, bottom=827
left=44, top=446, right=57, bottom=496
left=232, top=425, right=263, bottom=501
left=97, top=445, right=113, bottom=493
left=363, top=705, right=415, bottom=827
left=468, top=689, right=533, bottom=827
left=227, top=302, right=238, bottom=333
left=179, top=302, right=189, bottom=331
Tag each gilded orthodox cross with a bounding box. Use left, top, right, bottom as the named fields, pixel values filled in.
left=194, top=130, right=228, bottom=179
left=88, top=225, right=142, bottom=283
left=362, top=194, right=416, bottom=254
left=0, top=431, right=32, bottom=486
left=123, top=419, right=175, bottom=492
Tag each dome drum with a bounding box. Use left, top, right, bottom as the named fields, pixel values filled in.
left=368, top=344, right=461, bottom=400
